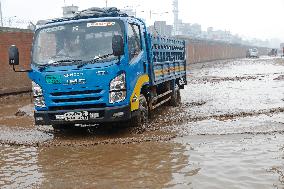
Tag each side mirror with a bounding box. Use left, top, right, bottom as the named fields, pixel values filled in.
left=112, top=35, right=124, bottom=57
left=9, top=45, right=19, bottom=65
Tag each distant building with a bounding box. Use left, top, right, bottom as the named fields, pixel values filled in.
left=207, top=27, right=213, bottom=34
left=180, top=23, right=191, bottom=35
left=179, top=23, right=201, bottom=38
left=63, top=5, right=79, bottom=17
left=204, top=27, right=242, bottom=43
left=148, top=21, right=173, bottom=37
left=190, top=24, right=201, bottom=35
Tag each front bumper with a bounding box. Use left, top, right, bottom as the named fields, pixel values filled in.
left=34, top=105, right=132, bottom=125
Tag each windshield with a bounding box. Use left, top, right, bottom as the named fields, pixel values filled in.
left=32, top=20, right=124, bottom=65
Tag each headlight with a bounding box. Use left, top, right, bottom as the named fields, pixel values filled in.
left=32, top=81, right=46, bottom=108
left=32, top=81, right=43, bottom=97
left=110, top=73, right=126, bottom=91
left=109, top=73, right=126, bottom=103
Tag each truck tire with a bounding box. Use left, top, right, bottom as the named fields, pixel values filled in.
left=128, top=94, right=149, bottom=127
left=169, top=85, right=181, bottom=107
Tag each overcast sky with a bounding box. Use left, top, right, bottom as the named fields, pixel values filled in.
left=1, top=0, right=284, bottom=41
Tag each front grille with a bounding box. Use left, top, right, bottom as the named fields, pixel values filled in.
left=52, top=97, right=101, bottom=103
left=49, top=87, right=105, bottom=103
left=51, top=90, right=102, bottom=96
left=48, top=88, right=106, bottom=110
left=49, top=104, right=106, bottom=111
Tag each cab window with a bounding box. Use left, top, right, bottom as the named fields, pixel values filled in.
left=128, top=23, right=142, bottom=61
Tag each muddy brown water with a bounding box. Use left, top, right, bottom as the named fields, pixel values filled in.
left=0, top=57, right=284, bottom=188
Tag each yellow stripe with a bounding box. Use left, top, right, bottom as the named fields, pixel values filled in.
left=154, top=70, right=163, bottom=76
left=130, top=74, right=150, bottom=111
left=154, top=66, right=185, bottom=77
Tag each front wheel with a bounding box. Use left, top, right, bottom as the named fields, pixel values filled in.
left=128, top=94, right=149, bottom=127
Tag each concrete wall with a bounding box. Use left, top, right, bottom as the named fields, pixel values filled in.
left=0, top=29, right=270, bottom=95
left=185, top=38, right=269, bottom=64
left=0, top=28, right=33, bottom=95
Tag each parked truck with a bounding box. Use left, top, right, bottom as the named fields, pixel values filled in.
left=8, top=7, right=187, bottom=130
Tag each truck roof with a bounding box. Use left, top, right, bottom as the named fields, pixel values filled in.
left=36, top=7, right=147, bottom=31
left=41, top=7, right=130, bottom=25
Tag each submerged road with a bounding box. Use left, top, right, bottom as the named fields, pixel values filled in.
left=0, top=57, right=284, bottom=188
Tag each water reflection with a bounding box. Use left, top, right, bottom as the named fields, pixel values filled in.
left=0, top=145, right=43, bottom=188
left=37, top=142, right=193, bottom=188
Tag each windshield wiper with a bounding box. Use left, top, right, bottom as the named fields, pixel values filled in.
left=77, top=54, right=114, bottom=69
left=38, top=59, right=82, bottom=72
left=50, top=59, right=83, bottom=65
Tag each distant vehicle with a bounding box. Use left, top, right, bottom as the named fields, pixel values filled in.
left=268, top=48, right=278, bottom=56
left=246, top=48, right=259, bottom=58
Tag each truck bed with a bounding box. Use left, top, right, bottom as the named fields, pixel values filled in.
left=149, top=35, right=186, bottom=85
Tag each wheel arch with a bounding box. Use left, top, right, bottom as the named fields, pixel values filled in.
left=130, top=74, right=150, bottom=111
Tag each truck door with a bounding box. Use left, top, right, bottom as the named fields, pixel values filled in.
left=127, top=23, right=148, bottom=109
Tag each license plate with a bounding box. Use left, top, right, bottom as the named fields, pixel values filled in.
left=55, top=111, right=89, bottom=121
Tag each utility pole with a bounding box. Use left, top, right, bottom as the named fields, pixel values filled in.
left=0, top=0, right=3, bottom=27
left=105, top=0, right=108, bottom=8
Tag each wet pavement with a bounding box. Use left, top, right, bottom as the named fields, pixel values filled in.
left=0, top=57, right=284, bottom=188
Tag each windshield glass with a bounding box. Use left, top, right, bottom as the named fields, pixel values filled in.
left=32, top=20, right=124, bottom=65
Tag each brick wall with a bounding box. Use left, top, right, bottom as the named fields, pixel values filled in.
left=0, top=28, right=33, bottom=95
left=185, top=38, right=269, bottom=64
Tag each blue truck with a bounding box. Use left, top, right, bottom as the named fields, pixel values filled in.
left=8, top=7, right=187, bottom=130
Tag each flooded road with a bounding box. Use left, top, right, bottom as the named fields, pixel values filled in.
left=0, top=57, right=284, bottom=188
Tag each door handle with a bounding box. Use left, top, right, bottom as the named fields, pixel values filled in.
left=143, top=61, right=147, bottom=73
